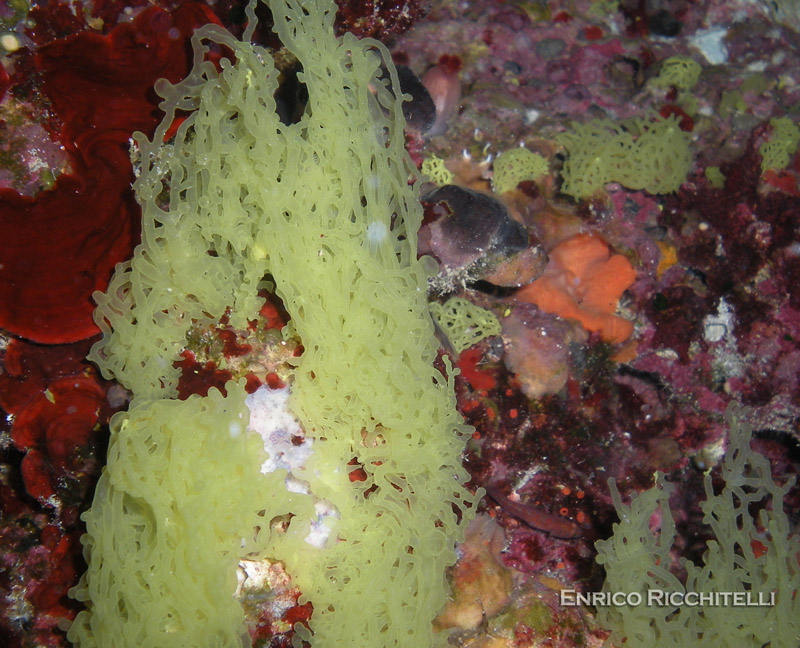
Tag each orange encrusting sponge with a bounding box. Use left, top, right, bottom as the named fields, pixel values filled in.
left=516, top=233, right=636, bottom=343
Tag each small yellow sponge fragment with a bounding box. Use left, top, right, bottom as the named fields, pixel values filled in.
left=492, top=147, right=549, bottom=193
left=650, top=56, right=701, bottom=90
left=430, top=297, right=501, bottom=355
left=421, top=155, right=454, bottom=185
left=759, top=117, right=800, bottom=172
left=704, top=166, right=725, bottom=189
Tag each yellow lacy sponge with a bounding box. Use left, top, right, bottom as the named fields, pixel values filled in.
left=83, top=0, right=480, bottom=646
left=421, top=155, right=454, bottom=185
left=705, top=165, right=725, bottom=188
left=492, top=147, right=549, bottom=193
left=650, top=56, right=701, bottom=90
left=430, top=297, right=501, bottom=355
left=759, top=117, right=800, bottom=172
left=596, top=405, right=800, bottom=648
left=558, top=114, right=691, bottom=199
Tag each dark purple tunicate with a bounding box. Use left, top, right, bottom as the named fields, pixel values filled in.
left=419, top=185, right=528, bottom=271
left=395, top=65, right=437, bottom=134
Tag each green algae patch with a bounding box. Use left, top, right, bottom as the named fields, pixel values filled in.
left=518, top=599, right=553, bottom=634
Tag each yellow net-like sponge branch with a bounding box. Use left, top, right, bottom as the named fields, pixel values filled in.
left=83, top=1, right=480, bottom=646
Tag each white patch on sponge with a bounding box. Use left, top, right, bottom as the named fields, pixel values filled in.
left=246, top=385, right=311, bottom=475
left=245, top=385, right=337, bottom=547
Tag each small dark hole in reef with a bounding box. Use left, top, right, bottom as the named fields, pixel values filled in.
left=652, top=292, right=668, bottom=311
left=227, top=3, right=247, bottom=25
left=274, top=63, right=308, bottom=125
left=469, top=279, right=516, bottom=298
left=753, top=429, right=800, bottom=463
